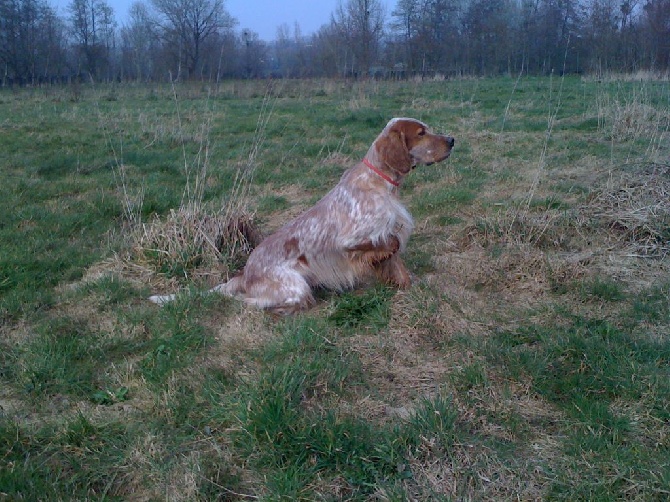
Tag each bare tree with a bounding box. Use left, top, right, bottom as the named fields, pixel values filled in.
left=390, top=0, right=422, bottom=72
left=120, top=1, right=157, bottom=80
left=642, top=0, right=670, bottom=69
left=332, top=0, right=385, bottom=77
left=463, top=0, right=523, bottom=74
left=151, top=0, right=235, bottom=79
left=274, top=23, right=293, bottom=77
left=273, top=22, right=309, bottom=77
left=0, top=0, right=67, bottom=84
left=68, top=0, right=116, bottom=78
left=5, top=0, right=669, bottom=84
left=586, top=0, right=618, bottom=72
left=309, top=23, right=342, bottom=77
left=390, top=0, right=470, bottom=76
left=618, top=0, right=640, bottom=70
left=419, top=0, right=466, bottom=74
left=41, top=5, right=69, bottom=81
left=239, top=29, right=267, bottom=78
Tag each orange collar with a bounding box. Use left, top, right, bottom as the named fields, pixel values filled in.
left=363, top=158, right=399, bottom=187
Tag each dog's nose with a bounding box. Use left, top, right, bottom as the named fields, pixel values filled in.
left=447, top=136, right=455, bottom=148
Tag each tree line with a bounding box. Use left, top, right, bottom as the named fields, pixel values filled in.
left=1, top=0, right=669, bottom=85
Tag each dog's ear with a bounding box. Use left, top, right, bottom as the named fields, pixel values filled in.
left=375, top=127, right=413, bottom=174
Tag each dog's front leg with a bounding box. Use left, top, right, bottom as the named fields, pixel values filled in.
left=346, top=235, right=411, bottom=288
left=346, top=235, right=400, bottom=265
left=375, top=253, right=411, bottom=289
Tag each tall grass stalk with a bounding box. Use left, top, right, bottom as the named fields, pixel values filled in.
left=528, top=36, right=572, bottom=209
left=170, top=79, right=213, bottom=211
left=138, top=84, right=279, bottom=281
left=502, top=52, right=569, bottom=243
left=92, top=80, right=145, bottom=225
left=525, top=67, right=567, bottom=210
left=499, top=64, right=525, bottom=136
left=223, top=85, right=279, bottom=222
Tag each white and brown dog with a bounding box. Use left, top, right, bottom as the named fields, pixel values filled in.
left=150, top=118, right=454, bottom=314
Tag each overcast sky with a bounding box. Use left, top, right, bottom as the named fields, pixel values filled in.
left=51, top=0, right=393, bottom=41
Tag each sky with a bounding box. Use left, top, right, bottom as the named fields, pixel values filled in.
left=51, top=0, right=393, bottom=41
left=229, top=0, right=344, bottom=40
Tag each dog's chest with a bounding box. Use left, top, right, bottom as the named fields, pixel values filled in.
left=338, top=185, right=414, bottom=245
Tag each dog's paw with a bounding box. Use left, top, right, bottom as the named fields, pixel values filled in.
left=394, top=274, right=412, bottom=289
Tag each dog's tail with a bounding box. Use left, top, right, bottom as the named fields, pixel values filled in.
left=148, top=274, right=245, bottom=305
left=209, top=275, right=245, bottom=297
left=148, top=292, right=178, bottom=305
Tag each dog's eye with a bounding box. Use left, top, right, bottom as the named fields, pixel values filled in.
left=418, top=129, right=426, bottom=136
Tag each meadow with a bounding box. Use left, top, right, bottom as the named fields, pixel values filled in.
left=1, top=75, right=669, bottom=500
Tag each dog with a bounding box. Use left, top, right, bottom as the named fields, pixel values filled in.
left=150, top=118, right=454, bottom=314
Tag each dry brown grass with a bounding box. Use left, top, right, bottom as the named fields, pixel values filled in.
left=129, top=207, right=261, bottom=290
left=583, top=165, right=670, bottom=258
left=89, top=207, right=261, bottom=298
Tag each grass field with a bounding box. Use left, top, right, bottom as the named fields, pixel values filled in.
left=1, top=75, right=669, bottom=500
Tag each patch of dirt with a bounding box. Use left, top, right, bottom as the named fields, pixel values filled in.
left=430, top=243, right=589, bottom=318
left=0, top=392, right=25, bottom=421
left=347, top=286, right=488, bottom=422
left=200, top=302, right=275, bottom=376
left=402, top=441, right=551, bottom=501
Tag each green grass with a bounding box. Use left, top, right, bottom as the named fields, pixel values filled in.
left=488, top=315, right=670, bottom=497
left=21, top=316, right=112, bottom=398
left=228, top=317, right=406, bottom=498
left=328, top=284, right=395, bottom=330
left=1, top=413, right=132, bottom=499
left=578, top=276, right=627, bottom=302
left=491, top=318, right=669, bottom=410
left=1, top=76, right=669, bottom=499
left=630, top=281, right=670, bottom=323
left=256, top=193, right=291, bottom=214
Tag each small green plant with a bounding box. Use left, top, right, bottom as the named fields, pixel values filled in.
left=403, top=393, right=459, bottom=452
left=491, top=317, right=670, bottom=419
left=328, top=285, right=394, bottom=329
left=79, top=275, right=141, bottom=307
left=630, top=282, right=670, bottom=323
left=256, top=194, right=290, bottom=213
left=579, top=276, right=625, bottom=302
left=0, top=413, right=132, bottom=499
left=452, top=362, right=489, bottom=391
left=91, top=386, right=129, bottom=405
left=528, top=196, right=569, bottom=211
left=22, top=317, right=106, bottom=399
left=411, top=186, right=476, bottom=218
left=232, top=317, right=404, bottom=497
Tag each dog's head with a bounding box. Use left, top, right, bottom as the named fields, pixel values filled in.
left=375, top=118, right=454, bottom=175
